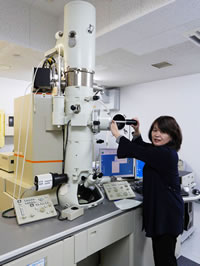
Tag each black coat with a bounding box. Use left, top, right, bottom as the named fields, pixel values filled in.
left=117, top=135, right=184, bottom=237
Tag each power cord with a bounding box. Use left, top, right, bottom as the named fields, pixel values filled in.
left=54, top=205, right=67, bottom=221
left=20, top=186, right=36, bottom=199
left=2, top=208, right=16, bottom=219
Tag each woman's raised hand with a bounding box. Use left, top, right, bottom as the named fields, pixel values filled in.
left=131, top=117, right=140, bottom=136
left=110, top=120, right=121, bottom=138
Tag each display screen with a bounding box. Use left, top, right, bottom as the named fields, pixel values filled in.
left=135, top=159, right=145, bottom=179
left=99, top=148, right=134, bottom=178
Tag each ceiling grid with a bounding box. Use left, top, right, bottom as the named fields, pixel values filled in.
left=0, top=0, right=200, bottom=87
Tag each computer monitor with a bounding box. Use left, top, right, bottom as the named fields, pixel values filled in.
left=134, top=159, right=145, bottom=179
left=99, top=148, right=134, bottom=178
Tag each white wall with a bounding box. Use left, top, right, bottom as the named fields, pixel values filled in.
left=0, top=77, right=30, bottom=152
left=120, top=73, right=200, bottom=185
left=0, top=77, right=30, bottom=114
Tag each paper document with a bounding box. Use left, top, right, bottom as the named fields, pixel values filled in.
left=112, top=161, right=119, bottom=173
left=114, top=199, right=142, bottom=210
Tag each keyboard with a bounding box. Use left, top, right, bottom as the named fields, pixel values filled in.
left=103, top=181, right=136, bottom=201
left=132, top=181, right=143, bottom=195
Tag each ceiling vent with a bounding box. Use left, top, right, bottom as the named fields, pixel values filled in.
left=185, top=29, right=200, bottom=47
left=151, top=61, right=172, bottom=69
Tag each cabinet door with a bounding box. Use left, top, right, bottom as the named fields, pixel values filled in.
left=133, top=208, right=154, bottom=266
left=87, top=211, right=134, bottom=256
left=101, top=233, right=134, bottom=266
left=63, top=235, right=76, bottom=266
left=3, top=242, right=64, bottom=266
left=74, top=231, right=88, bottom=263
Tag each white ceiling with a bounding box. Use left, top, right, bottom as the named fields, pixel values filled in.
left=1, top=0, right=200, bottom=88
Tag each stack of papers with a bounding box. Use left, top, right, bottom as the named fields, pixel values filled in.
left=114, top=199, right=142, bottom=210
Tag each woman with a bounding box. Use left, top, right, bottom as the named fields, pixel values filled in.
left=111, top=116, right=184, bottom=266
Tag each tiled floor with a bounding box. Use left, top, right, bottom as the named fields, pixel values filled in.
left=181, top=201, right=200, bottom=264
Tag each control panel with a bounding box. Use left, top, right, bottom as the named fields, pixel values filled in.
left=180, top=171, right=195, bottom=189
left=13, top=194, right=57, bottom=225
left=103, top=181, right=136, bottom=201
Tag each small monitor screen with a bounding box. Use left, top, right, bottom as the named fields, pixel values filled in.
left=135, top=159, right=145, bottom=179
left=8, top=116, right=14, bottom=127
left=99, top=148, right=134, bottom=178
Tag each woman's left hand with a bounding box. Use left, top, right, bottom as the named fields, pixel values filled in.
left=110, top=120, right=121, bottom=138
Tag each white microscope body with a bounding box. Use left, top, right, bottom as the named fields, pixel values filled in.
left=45, top=1, right=111, bottom=208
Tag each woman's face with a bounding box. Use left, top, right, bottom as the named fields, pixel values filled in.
left=151, top=123, right=172, bottom=147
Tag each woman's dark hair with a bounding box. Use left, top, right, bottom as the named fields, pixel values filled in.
left=148, top=116, right=182, bottom=151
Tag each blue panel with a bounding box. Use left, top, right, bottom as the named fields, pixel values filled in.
left=135, top=159, right=145, bottom=179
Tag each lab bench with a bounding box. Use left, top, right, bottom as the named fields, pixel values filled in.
left=0, top=199, right=154, bottom=266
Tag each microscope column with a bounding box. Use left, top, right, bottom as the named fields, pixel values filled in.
left=59, top=1, right=97, bottom=207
